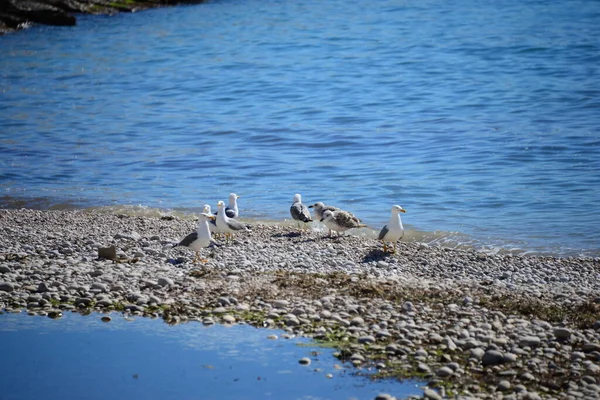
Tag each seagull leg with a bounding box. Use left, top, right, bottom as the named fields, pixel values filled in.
left=382, top=241, right=387, bottom=253
left=392, top=242, right=397, bottom=254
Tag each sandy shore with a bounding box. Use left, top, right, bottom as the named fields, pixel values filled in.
left=1, top=208, right=599, bottom=399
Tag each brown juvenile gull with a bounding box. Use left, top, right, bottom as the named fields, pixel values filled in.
left=309, top=201, right=361, bottom=235
left=320, top=209, right=367, bottom=237
left=378, top=205, right=406, bottom=253
left=289, top=193, right=312, bottom=229
left=174, top=213, right=216, bottom=263
left=216, top=200, right=248, bottom=240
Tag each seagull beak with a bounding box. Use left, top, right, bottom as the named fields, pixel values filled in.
left=319, top=217, right=324, bottom=222
left=236, top=195, right=240, bottom=199
left=308, top=205, right=314, bottom=208
left=209, top=215, right=216, bottom=221
left=400, top=209, right=406, bottom=213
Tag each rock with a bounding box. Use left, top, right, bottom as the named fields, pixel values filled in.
left=222, top=315, right=236, bottom=324
left=0, top=266, right=11, bottom=273
left=47, top=310, right=62, bottom=319
left=273, top=299, right=289, bottom=308
left=436, top=366, right=453, bottom=377
left=498, top=380, right=511, bottom=391
left=0, top=282, right=15, bottom=292
left=554, top=327, right=572, bottom=340
left=358, top=335, right=376, bottom=344
left=444, top=336, right=457, bottom=351
left=157, top=277, right=174, bottom=287
left=470, top=347, right=485, bottom=360
left=115, top=232, right=142, bottom=241
left=101, top=316, right=111, bottom=323
left=482, top=350, right=504, bottom=366
left=91, top=282, right=108, bottom=292
left=298, top=357, right=311, bottom=365
left=98, top=246, right=117, bottom=260
left=423, top=389, right=442, bottom=400
left=267, top=334, right=278, bottom=340
left=519, top=335, right=541, bottom=348
left=583, top=343, right=600, bottom=353
left=374, top=394, right=395, bottom=400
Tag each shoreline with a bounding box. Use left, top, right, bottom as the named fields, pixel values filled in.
left=1, top=208, right=599, bottom=399
left=0, top=0, right=206, bottom=35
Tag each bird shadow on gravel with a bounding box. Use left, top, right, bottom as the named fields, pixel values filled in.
left=362, top=248, right=394, bottom=263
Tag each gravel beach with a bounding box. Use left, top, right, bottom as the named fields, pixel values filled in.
left=1, top=208, right=599, bottom=399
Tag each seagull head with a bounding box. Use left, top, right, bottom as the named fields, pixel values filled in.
left=203, top=204, right=212, bottom=214
left=217, top=200, right=226, bottom=209
left=320, top=210, right=334, bottom=222
left=308, top=202, right=324, bottom=210
left=198, top=213, right=216, bottom=221
left=229, top=193, right=239, bottom=202
left=293, top=193, right=302, bottom=203
left=392, top=205, right=406, bottom=213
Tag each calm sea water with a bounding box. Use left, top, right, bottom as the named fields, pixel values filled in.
left=0, top=312, right=423, bottom=399
left=0, top=0, right=599, bottom=256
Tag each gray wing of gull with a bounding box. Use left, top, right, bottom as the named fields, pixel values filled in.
left=378, top=225, right=389, bottom=240
left=177, top=231, right=198, bottom=247
left=226, top=218, right=247, bottom=231
left=290, top=203, right=312, bottom=222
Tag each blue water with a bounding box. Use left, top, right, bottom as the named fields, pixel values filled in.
left=0, top=311, right=422, bottom=400
left=0, top=0, right=599, bottom=256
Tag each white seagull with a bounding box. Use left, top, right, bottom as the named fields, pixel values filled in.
left=174, top=213, right=216, bottom=263
left=378, top=205, right=406, bottom=253
left=289, top=193, right=312, bottom=229
left=216, top=200, right=248, bottom=240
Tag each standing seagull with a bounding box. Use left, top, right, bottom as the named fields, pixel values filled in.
left=378, top=205, right=406, bottom=254
left=225, top=193, right=240, bottom=218
left=216, top=200, right=248, bottom=240
left=320, top=209, right=366, bottom=237
left=174, top=213, right=216, bottom=263
left=214, top=193, right=240, bottom=218
left=290, top=193, right=312, bottom=229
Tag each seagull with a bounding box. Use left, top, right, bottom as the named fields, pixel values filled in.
left=290, top=193, right=312, bottom=229
left=215, top=193, right=240, bottom=218
left=174, top=213, right=216, bottom=263
left=309, top=201, right=361, bottom=236
left=308, top=202, right=338, bottom=221
left=216, top=200, right=248, bottom=240
left=320, top=209, right=366, bottom=237
left=202, top=204, right=220, bottom=234
left=378, top=205, right=406, bottom=253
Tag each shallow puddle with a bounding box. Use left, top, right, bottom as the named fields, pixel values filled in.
left=0, top=311, right=424, bottom=400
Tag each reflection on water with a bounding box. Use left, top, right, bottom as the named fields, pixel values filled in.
left=0, top=311, right=423, bottom=400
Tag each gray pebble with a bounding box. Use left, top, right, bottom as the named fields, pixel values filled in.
left=0, top=282, right=16, bottom=292
left=482, top=349, right=504, bottom=366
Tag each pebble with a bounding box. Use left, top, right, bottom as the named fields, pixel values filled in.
left=423, top=389, right=442, bottom=400
left=482, top=350, right=505, bottom=366
left=298, top=357, right=311, bottom=365
left=436, top=366, right=453, bottom=377
left=0, top=282, right=15, bottom=292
